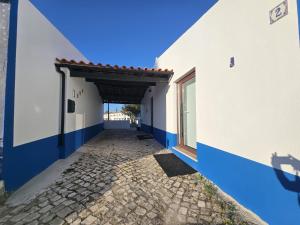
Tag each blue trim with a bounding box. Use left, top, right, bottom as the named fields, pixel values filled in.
left=142, top=124, right=300, bottom=225
left=62, top=123, right=104, bottom=158
left=141, top=123, right=152, bottom=134
left=5, top=134, right=60, bottom=191
left=3, top=0, right=18, bottom=150
left=140, top=123, right=177, bottom=149
left=4, top=123, right=104, bottom=191
left=172, top=141, right=300, bottom=225
left=2, top=0, right=19, bottom=186
left=153, top=127, right=177, bottom=149
left=194, top=143, right=300, bottom=225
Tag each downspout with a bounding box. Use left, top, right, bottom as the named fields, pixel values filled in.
left=55, top=65, right=66, bottom=150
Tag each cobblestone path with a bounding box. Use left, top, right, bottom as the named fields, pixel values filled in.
left=0, top=130, right=260, bottom=225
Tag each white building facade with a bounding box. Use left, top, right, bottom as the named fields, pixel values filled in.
left=141, top=1, right=300, bottom=225
left=2, top=0, right=103, bottom=191
left=104, top=112, right=130, bottom=121
left=1, top=1, right=300, bottom=225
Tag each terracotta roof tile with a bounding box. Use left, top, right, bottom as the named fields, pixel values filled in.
left=55, top=58, right=173, bottom=74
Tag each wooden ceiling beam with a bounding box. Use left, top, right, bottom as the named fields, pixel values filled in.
left=86, top=79, right=156, bottom=87
left=61, top=64, right=173, bottom=76
left=71, top=70, right=169, bottom=83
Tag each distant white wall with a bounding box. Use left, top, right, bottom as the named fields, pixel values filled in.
left=143, top=0, right=300, bottom=175
left=103, top=112, right=130, bottom=121
left=14, top=0, right=102, bottom=146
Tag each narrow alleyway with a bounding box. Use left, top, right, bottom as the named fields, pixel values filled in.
left=0, top=130, right=259, bottom=225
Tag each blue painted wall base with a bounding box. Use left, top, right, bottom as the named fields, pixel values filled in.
left=62, top=123, right=104, bottom=159
left=3, top=123, right=104, bottom=192
left=141, top=123, right=300, bottom=225
left=141, top=123, right=177, bottom=149
left=194, top=143, right=300, bottom=225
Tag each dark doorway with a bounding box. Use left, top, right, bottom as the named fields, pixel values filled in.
left=151, top=97, right=154, bottom=134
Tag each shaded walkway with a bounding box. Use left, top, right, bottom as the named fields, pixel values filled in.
left=0, top=130, right=260, bottom=225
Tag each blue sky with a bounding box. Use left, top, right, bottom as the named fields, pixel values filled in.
left=30, top=0, right=217, bottom=111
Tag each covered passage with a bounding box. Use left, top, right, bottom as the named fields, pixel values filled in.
left=54, top=58, right=174, bottom=150
left=55, top=59, right=174, bottom=104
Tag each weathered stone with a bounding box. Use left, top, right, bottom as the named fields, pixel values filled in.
left=79, top=209, right=91, bottom=218
left=39, top=205, right=53, bottom=214
left=27, top=220, right=39, bottom=225
left=10, top=205, right=26, bottom=215
left=187, top=216, right=197, bottom=224
left=135, top=206, right=147, bottom=216
left=10, top=212, right=29, bottom=222
left=173, top=182, right=181, bottom=188
left=65, top=212, right=77, bottom=223
left=98, top=205, right=109, bottom=215
left=198, top=200, right=206, bottom=208
left=40, top=213, right=56, bottom=223
left=127, top=202, right=137, bottom=210
left=49, top=217, right=64, bottom=225
left=0, top=215, right=11, bottom=223
left=81, top=215, right=97, bottom=225
left=106, top=195, right=114, bottom=203
left=70, top=218, right=81, bottom=225
left=56, top=206, right=73, bottom=218
left=178, top=207, right=188, bottom=215
left=63, top=199, right=75, bottom=206
left=146, top=211, right=157, bottom=219
left=177, top=214, right=186, bottom=223
left=23, top=212, right=40, bottom=223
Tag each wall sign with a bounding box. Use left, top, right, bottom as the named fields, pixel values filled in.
left=270, top=0, right=288, bottom=24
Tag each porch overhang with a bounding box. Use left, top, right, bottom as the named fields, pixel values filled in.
left=55, top=58, right=173, bottom=104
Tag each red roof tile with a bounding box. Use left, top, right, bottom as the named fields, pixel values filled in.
left=55, top=58, right=173, bottom=74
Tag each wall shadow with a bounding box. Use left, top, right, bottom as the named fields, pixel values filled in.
left=271, top=153, right=300, bottom=206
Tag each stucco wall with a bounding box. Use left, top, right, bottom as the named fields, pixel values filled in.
left=142, top=0, right=300, bottom=224
left=3, top=0, right=103, bottom=191
left=64, top=69, right=103, bottom=134
left=14, top=0, right=102, bottom=146
left=141, top=83, right=169, bottom=131
left=158, top=0, right=300, bottom=177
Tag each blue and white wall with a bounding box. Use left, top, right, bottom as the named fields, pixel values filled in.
left=3, top=0, right=103, bottom=191
left=142, top=0, right=300, bottom=224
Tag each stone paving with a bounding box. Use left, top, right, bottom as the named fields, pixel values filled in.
left=0, top=130, right=260, bottom=225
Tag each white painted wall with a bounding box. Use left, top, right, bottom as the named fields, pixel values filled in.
left=64, top=68, right=103, bottom=133
left=14, top=0, right=102, bottom=146
left=141, top=83, right=169, bottom=131
left=143, top=0, right=300, bottom=175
